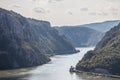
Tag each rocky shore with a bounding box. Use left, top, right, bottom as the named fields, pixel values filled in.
left=76, top=23, right=120, bottom=76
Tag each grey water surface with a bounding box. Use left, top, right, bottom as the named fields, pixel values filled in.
left=0, top=47, right=119, bottom=80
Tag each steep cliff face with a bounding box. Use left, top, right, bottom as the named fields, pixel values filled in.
left=76, top=23, right=120, bottom=75
left=55, top=27, right=104, bottom=47
left=0, top=8, right=77, bottom=70
left=27, top=19, right=77, bottom=54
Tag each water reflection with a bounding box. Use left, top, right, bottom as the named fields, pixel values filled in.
left=0, top=47, right=119, bottom=80
left=0, top=67, right=36, bottom=79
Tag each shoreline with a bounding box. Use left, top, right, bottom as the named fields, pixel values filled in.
left=70, top=69, right=120, bottom=79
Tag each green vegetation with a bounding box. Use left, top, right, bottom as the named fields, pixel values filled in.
left=76, top=23, right=120, bottom=75
left=0, top=8, right=77, bottom=70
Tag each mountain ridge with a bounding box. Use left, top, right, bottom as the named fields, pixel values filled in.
left=76, top=23, right=120, bottom=75
left=0, top=8, right=77, bottom=70
left=76, top=20, right=120, bottom=32
left=55, top=26, right=104, bottom=47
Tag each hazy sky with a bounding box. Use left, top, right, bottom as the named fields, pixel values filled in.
left=0, top=0, right=120, bottom=26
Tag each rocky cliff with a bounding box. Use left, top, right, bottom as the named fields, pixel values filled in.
left=76, top=23, right=120, bottom=75
left=55, top=26, right=104, bottom=47
left=0, top=8, right=77, bottom=70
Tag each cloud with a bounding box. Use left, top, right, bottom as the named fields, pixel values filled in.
left=12, top=5, right=21, bottom=8
left=80, top=7, right=88, bottom=11
left=48, top=0, right=63, bottom=3
left=33, top=7, right=49, bottom=14
left=97, top=11, right=108, bottom=16
left=90, top=7, right=119, bottom=16
left=110, top=7, right=119, bottom=14
left=33, top=0, right=36, bottom=1
left=67, top=11, right=73, bottom=15
left=89, top=12, right=97, bottom=15
left=27, top=0, right=36, bottom=2
left=89, top=12, right=108, bottom=16
left=107, top=0, right=120, bottom=2
left=101, top=12, right=108, bottom=16
left=109, top=7, right=119, bottom=15
left=112, top=12, right=118, bottom=15
left=110, top=7, right=118, bottom=12
left=54, top=0, right=63, bottom=1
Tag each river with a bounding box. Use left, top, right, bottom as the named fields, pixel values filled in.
left=0, top=47, right=119, bottom=80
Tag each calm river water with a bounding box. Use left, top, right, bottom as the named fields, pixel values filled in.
left=0, top=47, right=119, bottom=80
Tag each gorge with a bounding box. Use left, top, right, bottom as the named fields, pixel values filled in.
left=0, top=8, right=77, bottom=70
left=0, top=8, right=120, bottom=80
left=55, top=20, right=119, bottom=47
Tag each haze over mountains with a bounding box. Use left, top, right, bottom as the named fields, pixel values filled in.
left=77, top=20, right=120, bottom=32
left=55, top=27, right=104, bottom=47
left=55, top=21, right=119, bottom=47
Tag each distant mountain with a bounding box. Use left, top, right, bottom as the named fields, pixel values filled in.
left=76, top=20, right=120, bottom=32
left=55, top=26, right=104, bottom=47
left=0, top=8, right=77, bottom=70
left=76, top=23, right=120, bottom=75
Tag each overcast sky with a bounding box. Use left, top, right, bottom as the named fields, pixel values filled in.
left=0, top=0, right=120, bottom=26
